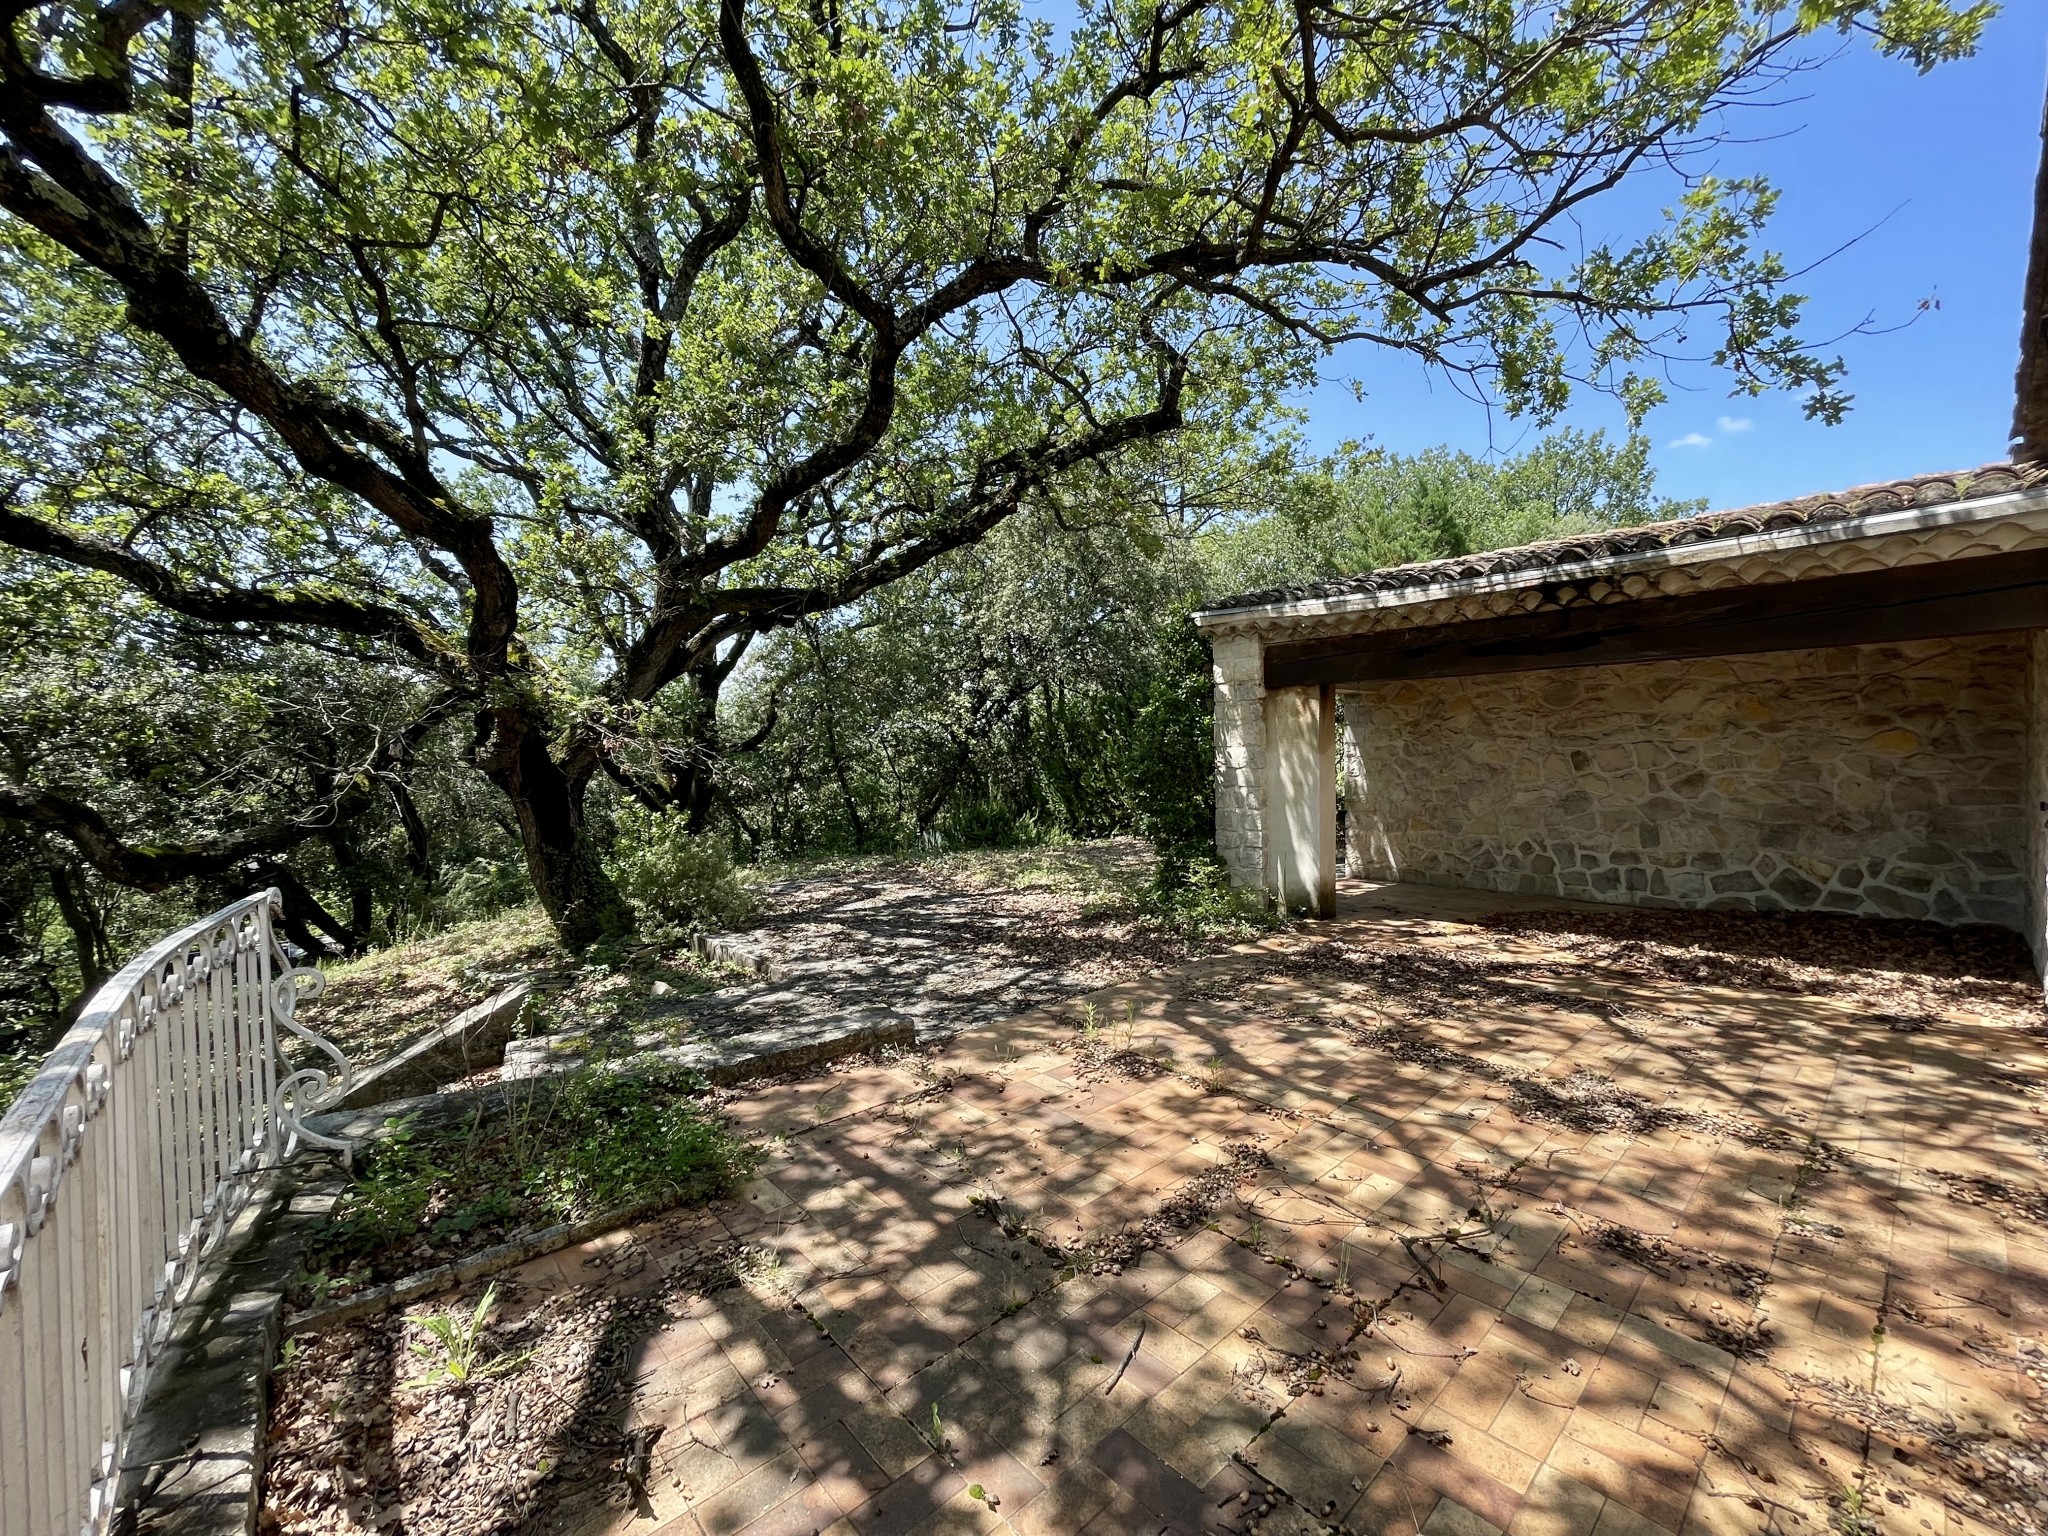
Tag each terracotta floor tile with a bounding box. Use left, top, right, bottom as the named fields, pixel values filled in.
left=1489, top=1390, right=1572, bottom=1463
left=689, top=1450, right=814, bottom=1536
left=1425, top=1496, right=1509, bottom=1536
left=1347, top=1464, right=1439, bottom=1536
left=733, top=1481, right=848, bottom=1536
left=1550, top=1419, right=1697, bottom=1531
left=1088, top=1426, right=1210, bottom=1530
left=842, top=1454, right=967, bottom=1536
left=790, top=1417, right=893, bottom=1509
left=1512, top=1463, right=1607, bottom=1536
left=1394, top=1431, right=1524, bottom=1532
left=950, top=1446, right=1044, bottom=1517
left=1589, top=1495, right=1680, bottom=1536
left=1435, top=1358, right=1523, bottom=1432
left=1006, top=1461, right=1116, bottom=1536
left=468, top=885, right=2048, bottom=1536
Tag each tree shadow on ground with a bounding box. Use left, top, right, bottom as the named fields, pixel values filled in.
left=264, top=894, right=2048, bottom=1536
left=1472, top=901, right=2039, bottom=1002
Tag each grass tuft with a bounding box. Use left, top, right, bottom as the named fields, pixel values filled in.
left=298, top=1060, right=755, bottom=1303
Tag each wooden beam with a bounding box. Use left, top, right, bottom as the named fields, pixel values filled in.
left=1263, top=545, right=2048, bottom=689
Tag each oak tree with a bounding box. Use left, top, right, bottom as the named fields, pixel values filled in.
left=0, top=0, right=1989, bottom=945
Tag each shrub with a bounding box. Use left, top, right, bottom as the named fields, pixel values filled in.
left=302, top=1061, right=756, bottom=1296
left=1135, top=853, right=1276, bottom=943
left=519, top=1060, right=756, bottom=1219
left=317, top=1116, right=451, bottom=1254
left=609, top=805, right=755, bottom=931
left=933, top=795, right=1041, bottom=852
left=1123, top=614, right=1216, bottom=890
left=438, top=856, right=533, bottom=925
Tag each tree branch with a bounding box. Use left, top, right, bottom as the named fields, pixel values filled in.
left=0, top=781, right=333, bottom=889
left=0, top=84, right=523, bottom=677
left=0, top=496, right=470, bottom=682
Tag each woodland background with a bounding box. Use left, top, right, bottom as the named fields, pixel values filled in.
left=0, top=426, right=1698, bottom=1064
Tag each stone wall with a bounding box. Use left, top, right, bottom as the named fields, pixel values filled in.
left=2027, top=633, right=2048, bottom=969
left=1340, top=636, right=2032, bottom=929
left=1211, top=632, right=1266, bottom=890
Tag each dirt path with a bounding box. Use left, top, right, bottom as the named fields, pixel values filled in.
left=646, top=852, right=1207, bottom=1046
left=301, top=840, right=1218, bottom=1069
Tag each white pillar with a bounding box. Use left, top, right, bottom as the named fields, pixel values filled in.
left=1210, top=631, right=1267, bottom=891
left=1264, top=683, right=1337, bottom=917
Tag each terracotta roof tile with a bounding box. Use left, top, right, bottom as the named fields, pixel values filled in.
left=1201, top=461, right=2048, bottom=616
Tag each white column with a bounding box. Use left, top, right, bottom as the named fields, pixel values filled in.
left=1264, top=683, right=1337, bottom=917
left=1210, top=631, right=1267, bottom=891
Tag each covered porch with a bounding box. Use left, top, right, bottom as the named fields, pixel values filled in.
left=1195, top=464, right=2048, bottom=975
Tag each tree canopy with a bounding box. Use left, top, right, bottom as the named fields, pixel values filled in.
left=718, top=427, right=1701, bottom=863
left=0, top=0, right=1994, bottom=949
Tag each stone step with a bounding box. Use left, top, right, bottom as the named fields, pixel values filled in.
left=691, top=930, right=783, bottom=978
left=500, top=1007, right=914, bottom=1087
left=335, top=981, right=532, bottom=1109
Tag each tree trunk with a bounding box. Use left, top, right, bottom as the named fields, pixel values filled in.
left=257, top=861, right=364, bottom=957
left=607, top=666, right=736, bottom=834
left=472, top=705, right=633, bottom=949
left=321, top=829, right=376, bottom=944
left=681, top=740, right=719, bottom=834
left=802, top=629, right=869, bottom=850
left=44, top=857, right=112, bottom=1031
left=386, top=773, right=435, bottom=880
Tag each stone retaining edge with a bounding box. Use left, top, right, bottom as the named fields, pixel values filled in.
left=282, top=1187, right=687, bottom=1338
left=292, top=1011, right=918, bottom=1336
left=691, top=930, right=783, bottom=978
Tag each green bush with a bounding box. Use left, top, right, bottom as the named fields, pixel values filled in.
left=521, top=1061, right=755, bottom=1219
left=1135, top=853, right=1276, bottom=943
left=439, top=856, right=533, bottom=924
left=303, top=1062, right=756, bottom=1293
left=318, top=1116, right=451, bottom=1253
left=609, top=805, right=755, bottom=931
left=934, top=795, right=1041, bottom=851
left=1124, top=614, right=1217, bottom=890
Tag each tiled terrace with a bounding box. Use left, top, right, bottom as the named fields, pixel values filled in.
left=443, top=885, right=2048, bottom=1535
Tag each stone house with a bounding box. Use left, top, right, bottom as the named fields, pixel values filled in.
left=1201, top=100, right=2048, bottom=974
left=1194, top=462, right=2048, bottom=967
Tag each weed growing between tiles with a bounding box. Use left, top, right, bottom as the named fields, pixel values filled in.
left=1794, top=1371, right=2048, bottom=1536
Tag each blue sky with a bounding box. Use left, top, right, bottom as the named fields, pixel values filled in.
left=1296, top=6, right=2048, bottom=514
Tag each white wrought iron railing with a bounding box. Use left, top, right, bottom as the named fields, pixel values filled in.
left=0, top=890, right=354, bottom=1536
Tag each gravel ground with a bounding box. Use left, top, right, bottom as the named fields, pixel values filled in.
left=299, top=840, right=1229, bottom=1074
left=631, top=847, right=1212, bottom=1047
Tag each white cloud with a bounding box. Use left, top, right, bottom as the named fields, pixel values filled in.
left=1667, top=432, right=1712, bottom=449
left=1716, top=415, right=1753, bottom=434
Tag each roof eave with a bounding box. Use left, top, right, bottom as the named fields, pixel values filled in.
left=1192, top=482, right=2048, bottom=634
